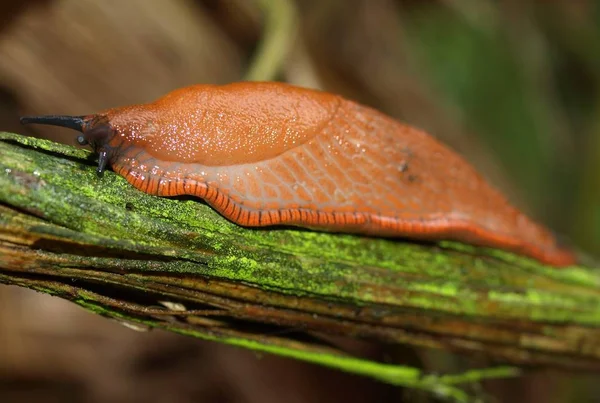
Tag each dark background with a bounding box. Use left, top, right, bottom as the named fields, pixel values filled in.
left=0, top=1, right=598, bottom=402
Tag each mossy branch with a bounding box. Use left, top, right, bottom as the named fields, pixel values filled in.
left=1, top=132, right=600, bottom=401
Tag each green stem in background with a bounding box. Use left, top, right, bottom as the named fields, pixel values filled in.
left=572, top=104, right=600, bottom=257
left=244, top=0, right=298, bottom=81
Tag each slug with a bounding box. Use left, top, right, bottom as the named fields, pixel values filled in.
left=20, top=81, right=576, bottom=267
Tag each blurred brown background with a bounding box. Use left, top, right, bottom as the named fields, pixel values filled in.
left=0, top=0, right=599, bottom=402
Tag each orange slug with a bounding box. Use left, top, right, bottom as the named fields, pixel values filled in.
left=20, top=81, right=576, bottom=267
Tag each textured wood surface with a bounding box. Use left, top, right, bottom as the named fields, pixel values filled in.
left=1, top=132, right=599, bottom=371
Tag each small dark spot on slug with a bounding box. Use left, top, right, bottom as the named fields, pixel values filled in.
left=402, top=146, right=413, bottom=158
left=398, top=161, right=409, bottom=173
left=408, top=174, right=418, bottom=183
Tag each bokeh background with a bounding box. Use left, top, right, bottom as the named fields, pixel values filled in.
left=0, top=0, right=598, bottom=402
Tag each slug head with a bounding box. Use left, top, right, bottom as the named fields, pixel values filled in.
left=20, top=114, right=115, bottom=174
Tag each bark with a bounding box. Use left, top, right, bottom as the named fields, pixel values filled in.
left=1, top=132, right=599, bottom=401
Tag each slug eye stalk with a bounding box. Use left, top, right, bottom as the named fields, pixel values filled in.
left=20, top=115, right=86, bottom=132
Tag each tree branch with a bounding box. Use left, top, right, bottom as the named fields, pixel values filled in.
left=1, top=132, right=599, bottom=401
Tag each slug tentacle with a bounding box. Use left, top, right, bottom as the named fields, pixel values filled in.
left=20, top=115, right=86, bottom=132
left=77, top=135, right=89, bottom=146
left=97, top=150, right=109, bottom=174
left=19, top=81, right=578, bottom=267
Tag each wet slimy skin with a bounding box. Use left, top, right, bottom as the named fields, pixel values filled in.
left=20, top=81, right=576, bottom=267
